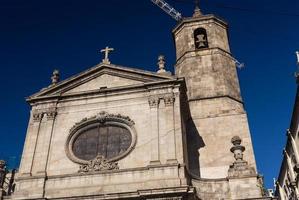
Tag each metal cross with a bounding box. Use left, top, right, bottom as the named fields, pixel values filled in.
left=100, top=46, right=114, bottom=64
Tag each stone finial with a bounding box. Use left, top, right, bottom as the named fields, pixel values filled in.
left=0, top=160, right=5, bottom=170
left=230, top=136, right=245, bottom=162
left=193, top=0, right=203, bottom=17
left=51, top=69, right=60, bottom=85
left=228, top=136, right=256, bottom=178
left=157, top=55, right=166, bottom=74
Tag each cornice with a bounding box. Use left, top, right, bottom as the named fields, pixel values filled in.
left=26, top=78, right=186, bottom=105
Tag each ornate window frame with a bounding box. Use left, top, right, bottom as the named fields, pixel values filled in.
left=65, top=111, right=137, bottom=165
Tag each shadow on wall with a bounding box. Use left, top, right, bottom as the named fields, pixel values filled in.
left=186, top=118, right=205, bottom=178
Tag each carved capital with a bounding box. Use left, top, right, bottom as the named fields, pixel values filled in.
left=148, top=97, right=160, bottom=108
left=78, top=155, right=119, bottom=173
left=163, top=95, right=175, bottom=106
left=46, top=110, right=57, bottom=121
left=32, top=112, right=44, bottom=122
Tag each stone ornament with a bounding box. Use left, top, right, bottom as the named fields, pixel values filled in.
left=193, top=0, right=203, bottom=17
left=46, top=110, right=57, bottom=120
left=32, top=112, right=44, bottom=122
left=51, top=69, right=60, bottom=85
left=228, top=136, right=256, bottom=178
left=164, top=95, right=175, bottom=106
left=148, top=97, right=160, bottom=108
left=32, top=110, right=57, bottom=122
left=148, top=94, right=175, bottom=108
left=157, top=55, right=166, bottom=74
left=78, top=155, right=119, bottom=173
left=70, top=111, right=135, bottom=133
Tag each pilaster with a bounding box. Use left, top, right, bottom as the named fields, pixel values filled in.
left=276, top=181, right=286, bottom=200
left=283, top=149, right=299, bottom=197
left=34, top=109, right=57, bottom=176
left=164, top=94, right=178, bottom=164
left=287, top=129, right=299, bottom=164
left=148, top=96, right=161, bottom=165
left=18, top=111, right=44, bottom=176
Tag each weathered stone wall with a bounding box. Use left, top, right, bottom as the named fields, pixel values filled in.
left=174, top=16, right=231, bottom=59
left=192, top=176, right=265, bottom=200
left=173, top=15, right=257, bottom=180
left=175, top=48, right=241, bottom=102
left=14, top=76, right=191, bottom=199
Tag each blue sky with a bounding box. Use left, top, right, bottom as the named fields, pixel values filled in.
left=0, top=0, right=298, bottom=189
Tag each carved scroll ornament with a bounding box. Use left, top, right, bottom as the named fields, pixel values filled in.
left=78, top=155, right=119, bottom=173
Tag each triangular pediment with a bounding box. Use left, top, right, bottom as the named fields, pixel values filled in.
left=64, top=73, right=143, bottom=94
left=28, top=63, right=175, bottom=101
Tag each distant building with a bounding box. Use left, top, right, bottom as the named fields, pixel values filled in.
left=1, top=2, right=276, bottom=200
left=276, top=52, right=299, bottom=200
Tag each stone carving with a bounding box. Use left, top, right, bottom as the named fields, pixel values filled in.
left=157, top=55, right=166, bottom=74
left=228, top=136, right=256, bottom=178
left=149, top=94, right=175, bottom=108
left=46, top=110, right=57, bottom=120
left=51, top=69, right=60, bottom=85
left=193, top=0, right=203, bottom=17
left=70, top=112, right=135, bottom=133
left=164, top=95, right=175, bottom=106
left=32, top=112, right=43, bottom=122
left=78, top=155, right=119, bottom=173
left=148, top=97, right=160, bottom=108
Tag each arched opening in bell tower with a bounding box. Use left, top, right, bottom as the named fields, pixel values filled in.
left=194, top=28, right=209, bottom=49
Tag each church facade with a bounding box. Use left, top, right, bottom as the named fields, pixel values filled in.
left=275, top=53, right=299, bottom=200
left=1, top=6, right=275, bottom=200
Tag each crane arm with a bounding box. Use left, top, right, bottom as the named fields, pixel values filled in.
left=151, top=0, right=182, bottom=21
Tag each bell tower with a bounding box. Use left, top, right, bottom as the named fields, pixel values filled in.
left=173, top=7, right=257, bottom=178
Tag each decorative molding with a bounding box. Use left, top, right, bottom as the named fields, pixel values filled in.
left=78, top=155, right=119, bottom=173
left=148, top=94, right=175, bottom=108
left=32, top=112, right=44, bottom=122
left=148, top=97, right=160, bottom=108
left=70, top=111, right=135, bottom=133
left=163, top=94, right=175, bottom=106
left=46, top=110, right=57, bottom=121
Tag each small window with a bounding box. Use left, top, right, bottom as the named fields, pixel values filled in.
left=194, top=28, right=209, bottom=49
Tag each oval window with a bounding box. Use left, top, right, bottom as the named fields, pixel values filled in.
left=72, top=125, right=132, bottom=161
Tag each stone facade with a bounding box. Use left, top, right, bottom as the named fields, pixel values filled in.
left=1, top=7, right=275, bottom=200
left=275, top=57, right=299, bottom=200
left=173, top=14, right=256, bottom=179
